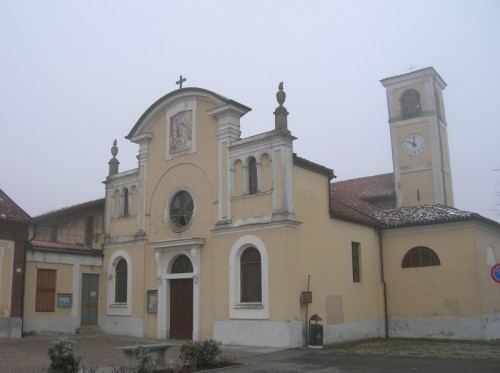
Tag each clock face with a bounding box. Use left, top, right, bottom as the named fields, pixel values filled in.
left=403, top=133, right=425, bottom=156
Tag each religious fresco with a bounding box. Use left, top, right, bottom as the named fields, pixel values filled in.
left=170, top=110, right=192, bottom=153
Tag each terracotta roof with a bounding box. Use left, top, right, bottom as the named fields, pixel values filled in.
left=331, top=173, right=395, bottom=201
left=0, top=189, right=33, bottom=224
left=329, top=174, right=499, bottom=229
left=330, top=197, right=379, bottom=226
left=31, top=240, right=102, bottom=255
left=293, top=154, right=335, bottom=179
left=36, top=198, right=105, bottom=219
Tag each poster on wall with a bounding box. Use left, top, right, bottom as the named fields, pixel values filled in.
left=57, top=293, right=73, bottom=307
left=147, top=290, right=158, bottom=313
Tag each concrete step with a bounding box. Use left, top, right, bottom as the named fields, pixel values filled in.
left=77, top=325, right=103, bottom=335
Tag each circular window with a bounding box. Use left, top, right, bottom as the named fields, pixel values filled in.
left=168, top=190, right=194, bottom=231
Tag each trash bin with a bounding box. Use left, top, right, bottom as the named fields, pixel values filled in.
left=309, top=314, right=323, bottom=347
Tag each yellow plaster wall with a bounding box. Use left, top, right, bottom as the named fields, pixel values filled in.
left=231, top=193, right=273, bottom=220
left=101, top=245, right=146, bottom=318
left=399, top=170, right=435, bottom=206
left=383, top=224, right=483, bottom=318
left=474, top=225, right=500, bottom=316
left=24, top=261, right=74, bottom=317
left=294, top=167, right=384, bottom=326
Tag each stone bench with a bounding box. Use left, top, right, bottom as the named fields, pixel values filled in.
left=117, top=343, right=173, bottom=368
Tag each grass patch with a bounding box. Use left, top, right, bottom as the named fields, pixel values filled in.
left=326, top=338, right=500, bottom=360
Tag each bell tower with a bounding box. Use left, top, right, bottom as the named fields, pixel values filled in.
left=381, top=67, right=454, bottom=208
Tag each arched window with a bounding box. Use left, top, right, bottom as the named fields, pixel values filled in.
left=115, top=259, right=128, bottom=302
left=248, top=157, right=258, bottom=195
left=486, top=245, right=496, bottom=265
left=120, top=187, right=129, bottom=217
left=400, top=89, right=421, bottom=119
left=240, top=247, right=261, bottom=302
left=402, top=246, right=441, bottom=268
left=171, top=255, right=193, bottom=273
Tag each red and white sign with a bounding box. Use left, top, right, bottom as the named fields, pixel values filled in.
left=491, top=263, right=500, bottom=283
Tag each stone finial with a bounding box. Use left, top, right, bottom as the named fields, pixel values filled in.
left=274, top=82, right=289, bottom=133
left=108, top=139, right=120, bottom=176
left=111, top=139, right=118, bottom=157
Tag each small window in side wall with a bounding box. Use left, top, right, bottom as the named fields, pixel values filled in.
left=351, top=242, right=361, bottom=283
left=240, top=247, right=262, bottom=302
left=50, top=225, right=58, bottom=242
left=248, top=157, right=258, bottom=195
left=402, top=246, right=441, bottom=268
left=115, top=259, right=128, bottom=303
left=36, top=269, right=56, bottom=312
left=84, top=216, right=94, bottom=246
left=400, top=89, right=421, bottom=119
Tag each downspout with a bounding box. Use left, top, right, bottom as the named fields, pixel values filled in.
left=377, top=226, right=389, bottom=339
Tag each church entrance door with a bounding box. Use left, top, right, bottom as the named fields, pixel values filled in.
left=169, top=278, right=193, bottom=339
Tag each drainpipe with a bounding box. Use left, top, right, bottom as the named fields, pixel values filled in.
left=377, top=226, right=389, bottom=339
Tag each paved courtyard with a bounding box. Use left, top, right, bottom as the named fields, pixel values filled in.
left=0, top=334, right=499, bottom=372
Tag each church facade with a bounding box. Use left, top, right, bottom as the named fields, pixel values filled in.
left=19, top=68, right=500, bottom=346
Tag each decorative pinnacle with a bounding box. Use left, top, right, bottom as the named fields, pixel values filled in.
left=111, top=139, right=118, bottom=158
left=108, top=139, right=120, bottom=176
left=276, top=82, right=286, bottom=106
left=274, top=82, right=289, bottom=133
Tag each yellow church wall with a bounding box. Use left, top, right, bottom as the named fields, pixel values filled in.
left=101, top=245, right=146, bottom=318
left=382, top=224, right=482, bottom=318
left=293, top=166, right=384, bottom=330
left=327, top=220, right=383, bottom=322
left=399, top=170, right=435, bottom=206
left=473, top=224, right=500, bottom=317
left=109, top=217, right=136, bottom=238
left=210, top=227, right=301, bottom=321
left=230, top=193, right=273, bottom=220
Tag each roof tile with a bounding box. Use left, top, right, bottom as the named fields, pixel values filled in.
left=0, top=189, right=33, bottom=224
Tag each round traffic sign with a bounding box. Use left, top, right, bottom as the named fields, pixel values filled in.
left=491, top=263, right=500, bottom=283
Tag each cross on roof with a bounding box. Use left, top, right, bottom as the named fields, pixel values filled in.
left=176, top=75, right=186, bottom=89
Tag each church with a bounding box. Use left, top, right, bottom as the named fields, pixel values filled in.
left=12, top=67, right=500, bottom=346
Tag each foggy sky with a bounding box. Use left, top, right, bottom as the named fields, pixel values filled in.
left=1, top=0, right=499, bottom=221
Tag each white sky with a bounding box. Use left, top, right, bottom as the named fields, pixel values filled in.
left=1, top=0, right=499, bottom=221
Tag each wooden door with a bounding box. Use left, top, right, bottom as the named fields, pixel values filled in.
left=81, top=273, right=99, bottom=325
left=169, top=278, right=193, bottom=340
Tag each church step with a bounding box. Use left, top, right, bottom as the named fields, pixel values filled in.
left=76, top=325, right=103, bottom=335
